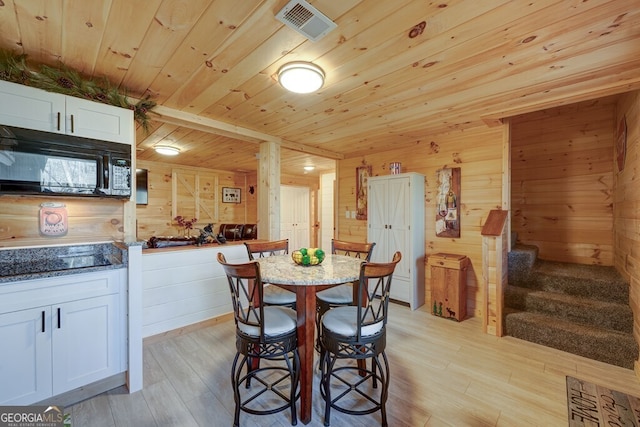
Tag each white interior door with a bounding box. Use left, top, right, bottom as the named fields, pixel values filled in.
left=280, top=185, right=310, bottom=249
left=320, top=172, right=335, bottom=250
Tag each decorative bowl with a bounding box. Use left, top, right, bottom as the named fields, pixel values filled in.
left=292, top=248, right=325, bottom=266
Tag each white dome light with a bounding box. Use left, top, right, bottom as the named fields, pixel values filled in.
left=277, top=62, right=325, bottom=94
left=154, top=145, right=180, bottom=156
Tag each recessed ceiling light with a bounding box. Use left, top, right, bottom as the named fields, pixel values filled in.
left=304, top=165, right=315, bottom=171
left=154, top=145, right=180, bottom=156
left=278, top=62, right=325, bottom=94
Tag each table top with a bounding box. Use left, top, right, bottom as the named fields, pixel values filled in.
left=257, top=254, right=363, bottom=286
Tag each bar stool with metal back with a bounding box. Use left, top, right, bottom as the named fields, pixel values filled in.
left=319, top=251, right=402, bottom=427
left=244, top=239, right=297, bottom=309
left=316, top=240, right=375, bottom=351
left=217, top=253, right=300, bottom=427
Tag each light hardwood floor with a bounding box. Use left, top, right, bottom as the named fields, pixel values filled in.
left=67, top=303, right=640, bottom=426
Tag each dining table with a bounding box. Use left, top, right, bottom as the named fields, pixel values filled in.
left=257, top=253, right=364, bottom=425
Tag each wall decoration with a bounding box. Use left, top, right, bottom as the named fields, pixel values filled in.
left=616, top=115, right=627, bottom=172
left=222, top=187, right=241, bottom=203
left=39, top=202, right=68, bottom=236
left=356, top=164, right=371, bottom=220
left=436, top=167, right=461, bottom=238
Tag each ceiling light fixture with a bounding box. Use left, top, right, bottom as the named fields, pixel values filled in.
left=303, top=165, right=315, bottom=171
left=154, top=145, right=180, bottom=156
left=277, top=61, right=325, bottom=93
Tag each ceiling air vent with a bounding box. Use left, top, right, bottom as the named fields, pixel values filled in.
left=275, top=0, right=337, bottom=42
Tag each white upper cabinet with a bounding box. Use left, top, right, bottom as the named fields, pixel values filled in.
left=0, top=80, right=133, bottom=145
left=0, top=81, right=65, bottom=132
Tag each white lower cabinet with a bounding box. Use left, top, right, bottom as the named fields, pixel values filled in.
left=0, top=270, right=124, bottom=405
left=0, top=307, right=53, bottom=405
left=53, top=294, right=120, bottom=395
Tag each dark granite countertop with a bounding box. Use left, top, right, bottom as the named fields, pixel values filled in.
left=0, top=243, right=127, bottom=284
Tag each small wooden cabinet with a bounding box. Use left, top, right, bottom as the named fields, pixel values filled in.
left=427, top=253, right=469, bottom=321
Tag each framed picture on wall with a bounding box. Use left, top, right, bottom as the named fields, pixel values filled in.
left=435, top=167, right=461, bottom=238
left=222, top=187, right=241, bottom=203
left=356, top=165, right=371, bottom=220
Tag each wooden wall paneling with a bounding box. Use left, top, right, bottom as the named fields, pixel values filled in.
left=613, top=90, right=640, bottom=377
left=243, top=172, right=258, bottom=225
left=147, top=0, right=265, bottom=106
left=335, top=157, right=370, bottom=241
left=511, top=98, right=615, bottom=265
left=164, top=1, right=296, bottom=112
left=94, top=0, right=162, bottom=87
left=137, top=160, right=244, bottom=240
left=12, top=1, right=63, bottom=65
left=0, top=1, right=21, bottom=49
left=60, top=0, right=110, bottom=73
left=222, top=0, right=414, bottom=126
left=0, top=196, right=125, bottom=248
left=121, top=0, right=213, bottom=93
left=171, top=167, right=221, bottom=225
left=136, top=159, right=319, bottom=242
left=336, top=125, right=504, bottom=319
left=272, top=0, right=625, bottom=144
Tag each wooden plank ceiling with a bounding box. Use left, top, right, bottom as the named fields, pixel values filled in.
left=1, top=0, right=639, bottom=177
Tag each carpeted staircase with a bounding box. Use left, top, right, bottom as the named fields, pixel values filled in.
left=504, top=243, right=639, bottom=369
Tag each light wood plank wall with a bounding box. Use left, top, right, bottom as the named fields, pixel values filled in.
left=135, top=159, right=319, bottom=242
left=0, top=195, right=125, bottom=248
left=613, top=90, right=640, bottom=375
left=135, top=160, right=253, bottom=240
left=336, top=126, right=505, bottom=317
left=510, top=98, right=617, bottom=265
left=0, top=157, right=320, bottom=248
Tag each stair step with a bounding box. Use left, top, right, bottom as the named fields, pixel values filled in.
left=504, top=310, right=639, bottom=370
left=508, top=244, right=539, bottom=283
left=511, top=260, right=629, bottom=304
left=504, top=286, right=633, bottom=333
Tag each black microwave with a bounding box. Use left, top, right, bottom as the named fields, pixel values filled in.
left=0, top=125, right=131, bottom=198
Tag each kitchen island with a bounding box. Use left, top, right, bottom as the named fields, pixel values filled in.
left=141, top=241, right=251, bottom=338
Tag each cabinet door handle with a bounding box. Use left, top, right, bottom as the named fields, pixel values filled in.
left=389, top=224, right=392, bottom=229
left=70, top=114, right=74, bottom=133
left=57, top=307, right=61, bottom=329
left=57, top=112, right=61, bottom=131
left=41, top=310, right=45, bottom=333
